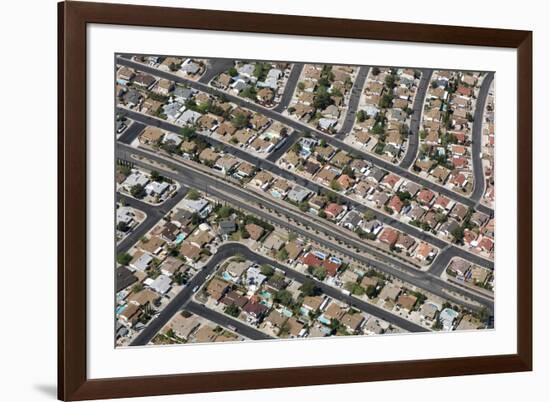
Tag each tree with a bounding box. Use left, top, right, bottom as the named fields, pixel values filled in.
left=274, top=289, right=292, bottom=306
left=475, top=307, right=491, bottom=323
left=228, top=66, right=238, bottom=77
left=396, top=191, right=412, bottom=202
left=384, top=74, right=396, bottom=88
left=232, top=112, right=249, bottom=129
left=363, top=210, right=376, bottom=222
left=150, top=170, right=161, bottom=182
left=253, top=63, right=268, bottom=78
left=117, top=221, right=130, bottom=232
left=365, top=285, right=378, bottom=299
left=260, top=264, right=274, bottom=277
left=313, top=87, right=332, bottom=110
left=318, top=210, right=327, bottom=219
left=291, top=142, right=302, bottom=153
left=297, top=81, right=305, bottom=91
left=435, top=212, right=448, bottom=223
left=276, top=248, right=289, bottom=261
left=130, top=184, right=146, bottom=199
left=451, top=226, right=464, bottom=243
left=132, top=283, right=144, bottom=293
left=356, top=109, right=368, bottom=123
left=186, top=189, right=201, bottom=200
left=117, top=252, right=132, bottom=266
left=217, top=205, right=234, bottom=219
left=240, top=85, right=257, bottom=100
left=312, top=266, right=327, bottom=281
left=300, top=281, right=321, bottom=297
left=173, top=271, right=188, bottom=285
left=379, top=93, right=394, bottom=108
left=225, top=304, right=240, bottom=317
left=371, top=66, right=380, bottom=76
left=181, top=125, right=196, bottom=140
left=371, top=122, right=385, bottom=136
left=330, top=179, right=341, bottom=192
left=118, top=164, right=132, bottom=176
left=344, top=281, right=365, bottom=296
left=191, top=213, right=200, bottom=226
left=240, top=226, right=250, bottom=239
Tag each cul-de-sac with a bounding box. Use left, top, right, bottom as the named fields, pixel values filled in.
left=114, top=54, right=495, bottom=346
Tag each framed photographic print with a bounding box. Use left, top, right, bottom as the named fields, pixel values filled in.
left=58, top=1, right=532, bottom=400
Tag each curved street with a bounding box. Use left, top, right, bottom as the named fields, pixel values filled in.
left=130, top=243, right=429, bottom=346
left=471, top=72, right=495, bottom=203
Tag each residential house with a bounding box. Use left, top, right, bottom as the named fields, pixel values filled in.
left=206, top=277, right=229, bottom=301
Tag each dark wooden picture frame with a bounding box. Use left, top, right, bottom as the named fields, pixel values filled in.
left=58, top=1, right=532, bottom=400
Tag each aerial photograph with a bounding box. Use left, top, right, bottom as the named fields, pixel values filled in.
left=114, top=54, right=495, bottom=347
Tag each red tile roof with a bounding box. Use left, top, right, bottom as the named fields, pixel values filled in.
left=388, top=195, right=404, bottom=213
left=417, top=189, right=435, bottom=205
left=379, top=228, right=399, bottom=246
left=324, top=203, right=344, bottom=219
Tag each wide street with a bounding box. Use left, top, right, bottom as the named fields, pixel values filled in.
left=399, top=68, right=433, bottom=168
left=117, top=56, right=494, bottom=217
left=117, top=143, right=494, bottom=313
left=470, top=72, right=495, bottom=203
left=118, top=107, right=494, bottom=270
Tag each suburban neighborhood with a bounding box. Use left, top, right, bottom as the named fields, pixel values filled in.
left=114, top=54, right=495, bottom=347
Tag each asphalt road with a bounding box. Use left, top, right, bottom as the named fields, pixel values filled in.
left=117, top=107, right=493, bottom=270
left=198, top=58, right=235, bottom=84
left=116, top=186, right=188, bottom=253
left=336, top=66, right=370, bottom=138
left=273, top=62, right=304, bottom=113
left=470, top=72, right=495, bottom=203
left=118, top=143, right=494, bottom=313
left=117, top=56, right=494, bottom=217
left=118, top=121, right=145, bottom=145
left=265, top=130, right=302, bottom=163
left=130, top=244, right=273, bottom=345
left=428, top=246, right=456, bottom=277
left=399, top=68, right=433, bottom=169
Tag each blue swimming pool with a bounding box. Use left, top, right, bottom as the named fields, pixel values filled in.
left=281, top=307, right=293, bottom=317
left=116, top=304, right=127, bottom=315
left=259, top=290, right=272, bottom=299
left=175, top=233, right=186, bottom=244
